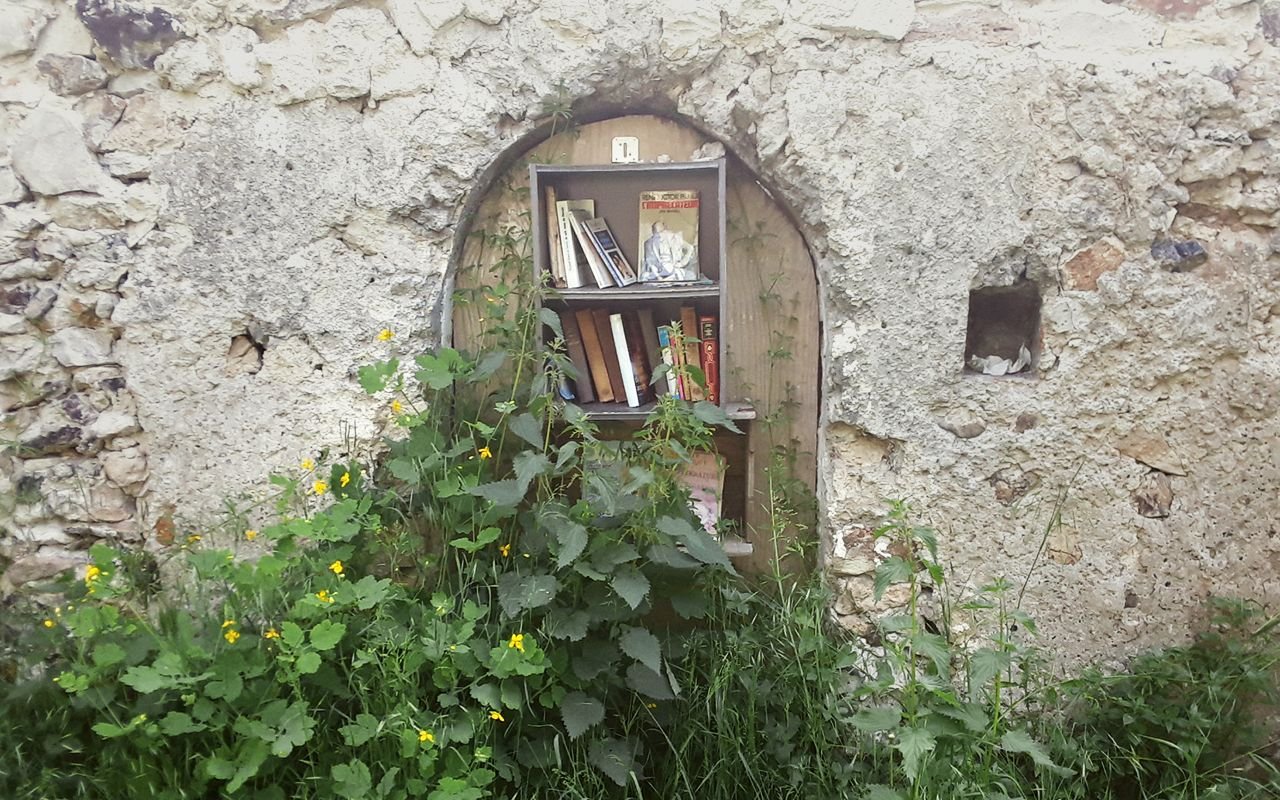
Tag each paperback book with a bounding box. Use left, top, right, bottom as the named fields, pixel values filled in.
left=638, top=190, right=700, bottom=283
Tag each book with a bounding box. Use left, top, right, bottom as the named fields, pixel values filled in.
left=591, top=309, right=627, bottom=402
left=622, top=311, right=652, bottom=405
left=678, top=306, right=705, bottom=401
left=656, top=325, right=681, bottom=398
left=556, top=199, right=593, bottom=288
left=609, top=312, right=641, bottom=407
left=559, top=310, right=595, bottom=403
left=679, top=451, right=724, bottom=536
left=637, top=308, right=666, bottom=397
left=567, top=209, right=615, bottom=288
left=583, top=218, right=638, bottom=286
left=544, top=186, right=566, bottom=288
left=574, top=309, right=614, bottom=402
left=698, top=314, right=719, bottom=405
left=638, top=190, right=700, bottom=283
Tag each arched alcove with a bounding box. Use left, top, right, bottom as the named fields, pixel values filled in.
left=448, top=115, right=819, bottom=573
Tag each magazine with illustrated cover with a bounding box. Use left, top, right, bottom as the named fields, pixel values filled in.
left=679, top=451, right=724, bottom=537
left=638, top=190, right=700, bottom=283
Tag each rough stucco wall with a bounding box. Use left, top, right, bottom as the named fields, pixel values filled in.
left=0, top=0, right=1277, bottom=663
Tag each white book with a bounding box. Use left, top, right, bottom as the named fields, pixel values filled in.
left=555, top=199, right=592, bottom=288
left=609, top=313, right=640, bottom=407
left=567, top=209, right=615, bottom=288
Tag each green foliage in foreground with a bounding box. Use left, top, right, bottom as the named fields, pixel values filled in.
left=2, top=303, right=1278, bottom=799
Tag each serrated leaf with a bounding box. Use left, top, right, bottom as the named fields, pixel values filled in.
left=554, top=521, right=588, bottom=569
left=967, top=648, right=1011, bottom=695
left=357, top=359, right=398, bottom=394
left=873, top=556, right=912, bottom=602
left=296, top=652, right=321, bottom=675
left=539, top=307, right=565, bottom=339
left=610, top=566, right=650, bottom=610
left=310, top=620, right=346, bottom=651
left=1000, top=729, right=1073, bottom=776
left=910, top=631, right=950, bottom=675
left=119, top=666, right=168, bottom=694
left=865, top=786, right=906, bottom=800
left=935, top=702, right=987, bottom=734
left=160, top=711, right=206, bottom=736
left=559, top=692, right=605, bottom=740
left=618, top=626, right=662, bottom=673
left=470, top=479, right=525, bottom=507
left=542, top=607, right=591, bottom=641
left=513, top=451, right=552, bottom=491
left=656, top=516, right=733, bottom=570
left=691, top=400, right=742, bottom=433
left=387, top=457, right=419, bottom=485
left=509, top=413, right=543, bottom=447
left=280, top=621, right=305, bottom=647
left=414, top=351, right=464, bottom=391
left=469, top=682, right=501, bottom=708
left=588, top=737, right=640, bottom=787
left=625, top=662, right=674, bottom=700
left=497, top=572, right=559, bottom=618
left=573, top=638, right=618, bottom=681
left=669, top=588, right=709, bottom=619
left=470, top=350, right=506, bottom=383
left=554, top=441, right=579, bottom=471
left=91, top=643, right=126, bottom=668
left=895, top=726, right=936, bottom=781
left=850, top=706, right=902, bottom=733
left=647, top=544, right=700, bottom=569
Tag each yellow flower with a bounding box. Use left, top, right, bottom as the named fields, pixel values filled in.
left=245, top=529, right=258, bottom=541
left=316, top=589, right=334, bottom=604
left=391, top=399, right=403, bottom=414
left=478, top=446, right=492, bottom=460
left=264, top=628, right=280, bottom=640
left=507, top=633, right=525, bottom=653
left=224, top=628, right=240, bottom=644
left=340, top=471, right=350, bottom=488
left=301, top=458, right=315, bottom=471
left=84, top=565, right=102, bottom=584
left=377, top=328, right=394, bottom=342
left=499, top=544, right=511, bottom=558
left=42, top=619, right=55, bottom=629
left=186, top=534, right=202, bottom=544
left=418, top=729, right=435, bottom=743
left=329, top=560, right=344, bottom=576
left=313, top=480, right=328, bottom=496
left=647, top=703, right=657, bottom=709
left=489, top=710, right=505, bottom=722
left=222, top=619, right=236, bottom=629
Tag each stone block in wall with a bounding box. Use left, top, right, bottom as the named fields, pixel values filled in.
left=36, top=55, right=109, bottom=97
left=49, top=327, right=115, bottom=367
left=0, top=335, right=45, bottom=381
left=102, top=446, right=147, bottom=494
left=76, top=93, right=127, bottom=152
left=75, top=0, right=186, bottom=70
left=0, top=3, right=53, bottom=59
left=0, top=164, right=28, bottom=205
left=1063, top=239, right=1126, bottom=291
left=10, top=107, right=114, bottom=196
left=17, top=457, right=135, bottom=524
left=0, top=551, right=82, bottom=590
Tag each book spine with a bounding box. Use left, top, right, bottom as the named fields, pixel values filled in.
left=699, top=315, right=719, bottom=405
left=556, top=201, right=583, bottom=288
left=587, top=225, right=625, bottom=286
left=592, top=309, right=627, bottom=402
left=679, top=307, right=705, bottom=401
left=568, top=212, right=615, bottom=288
left=637, top=308, right=665, bottom=397
left=656, top=326, right=681, bottom=399
left=560, top=310, right=595, bottom=403
left=609, top=313, right=640, bottom=407
left=545, top=186, right=566, bottom=288
left=575, top=308, right=614, bottom=402
left=623, top=311, right=652, bottom=404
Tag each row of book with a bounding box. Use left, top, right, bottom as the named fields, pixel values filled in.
left=556, top=306, right=719, bottom=408
left=544, top=188, right=702, bottom=289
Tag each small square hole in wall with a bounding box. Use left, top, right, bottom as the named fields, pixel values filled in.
left=963, top=282, right=1041, bottom=376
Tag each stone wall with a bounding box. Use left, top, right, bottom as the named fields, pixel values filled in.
left=0, top=0, right=1277, bottom=662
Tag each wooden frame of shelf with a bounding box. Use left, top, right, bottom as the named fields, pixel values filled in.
left=529, top=158, right=732, bottom=420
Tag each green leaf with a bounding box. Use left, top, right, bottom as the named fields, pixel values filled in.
left=539, top=307, right=565, bottom=340
left=280, top=621, right=305, bottom=647
left=610, top=565, right=650, bottom=609
left=497, top=572, right=559, bottom=618
left=332, top=759, right=373, bottom=800
left=296, top=652, right=321, bottom=675
left=92, top=721, right=130, bottom=738
left=350, top=575, right=392, bottom=611
left=625, top=662, right=675, bottom=700
left=935, top=702, right=988, bottom=734
left=513, top=451, right=552, bottom=490
left=647, top=544, right=700, bottom=569
left=1000, top=729, right=1073, bottom=776
left=310, top=620, right=347, bottom=651
left=554, top=521, right=589, bottom=569
left=849, top=706, right=902, bottom=733
left=120, top=666, right=169, bottom=694
left=895, top=725, right=936, bottom=782
left=967, top=648, right=1011, bottom=694
left=509, top=413, right=543, bottom=447
left=692, top=400, right=742, bottom=433
left=449, top=526, right=502, bottom=553
left=669, top=589, right=709, bottom=619
left=91, top=643, right=127, bottom=668
left=470, top=479, right=525, bottom=507
left=542, top=607, right=591, bottom=641
left=339, top=713, right=381, bottom=747
left=470, top=350, right=506, bottom=383
left=469, top=682, right=501, bottom=708
left=656, top=515, right=733, bottom=570
left=160, top=711, right=206, bottom=736
left=618, top=626, right=662, bottom=674
left=414, top=350, right=466, bottom=390
left=388, top=458, right=420, bottom=485
left=910, top=631, right=950, bottom=675
left=559, top=691, right=605, bottom=740
left=573, top=638, right=618, bottom=681
left=873, top=556, right=912, bottom=602
left=357, top=359, right=399, bottom=394
left=864, top=787, right=906, bottom=800
left=427, top=777, right=484, bottom=800
left=588, top=737, right=640, bottom=787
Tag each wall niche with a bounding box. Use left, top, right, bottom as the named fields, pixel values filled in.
left=963, top=281, right=1042, bottom=376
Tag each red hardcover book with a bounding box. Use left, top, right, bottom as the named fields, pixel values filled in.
left=698, top=315, right=719, bottom=405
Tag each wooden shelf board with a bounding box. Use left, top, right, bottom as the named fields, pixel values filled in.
left=546, top=284, right=719, bottom=303
left=533, top=161, right=723, bottom=176
left=576, top=400, right=756, bottom=422
left=722, top=538, right=754, bottom=558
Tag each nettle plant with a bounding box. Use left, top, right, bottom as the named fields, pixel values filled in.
left=24, top=239, right=747, bottom=799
